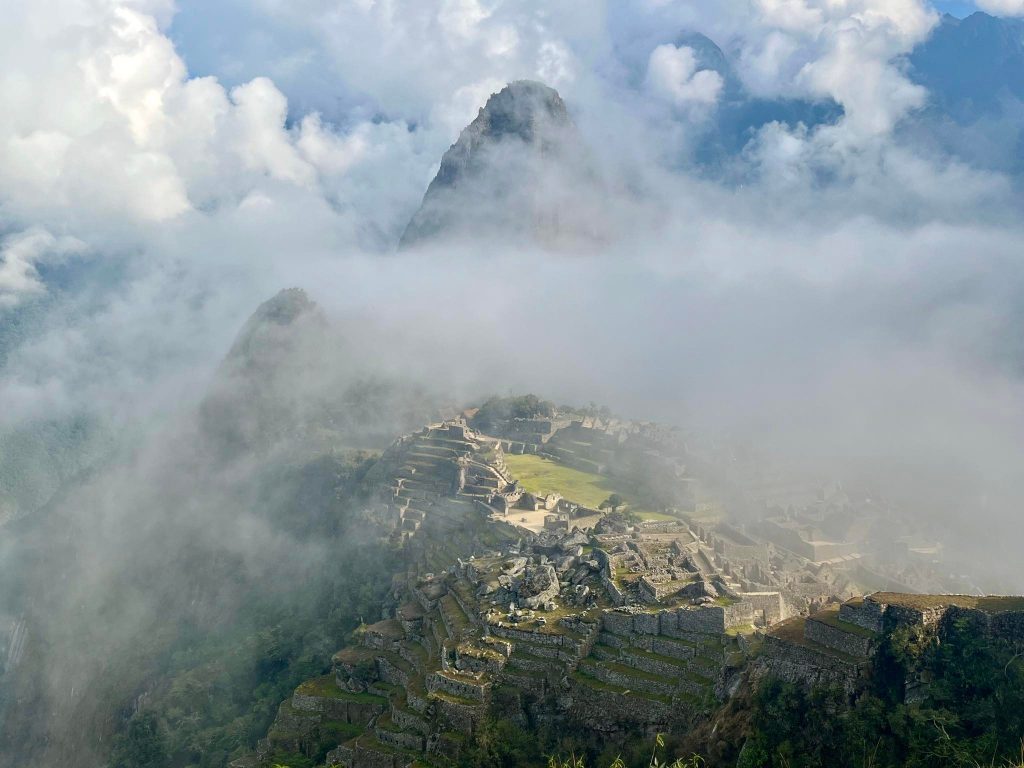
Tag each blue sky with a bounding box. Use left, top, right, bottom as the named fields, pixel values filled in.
left=934, top=0, right=981, bottom=15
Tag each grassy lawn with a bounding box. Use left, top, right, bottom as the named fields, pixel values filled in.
left=504, top=454, right=671, bottom=521
left=814, top=607, right=877, bottom=637
left=504, top=454, right=619, bottom=508
left=638, top=510, right=684, bottom=522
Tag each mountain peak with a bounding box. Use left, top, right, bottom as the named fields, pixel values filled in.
left=468, top=80, right=570, bottom=143
left=425, top=80, right=573, bottom=194
left=247, top=287, right=315, bottom=327
left=398, top=80, right=598, bottom=250
left=222, top=287, right=323, bottom=370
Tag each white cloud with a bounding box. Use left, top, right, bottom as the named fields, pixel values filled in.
left=0, top=0, right=1022, bottom=606
left=645, top=44, right=724, bottom=106
left=0, top=0, right=422, bottom=232
left=976, top=0, right=1024, bottom=15
left=0, top=229, right=85, bottom=308
left=229, top=78, right=316, bottom=186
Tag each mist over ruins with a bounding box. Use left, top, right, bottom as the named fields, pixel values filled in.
left=2, top=3, right=1024, bottom=768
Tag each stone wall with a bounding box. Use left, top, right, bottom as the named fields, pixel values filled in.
left=602, top=606, right=730, bottom=636
left=376, top=726, right=424, bottom=752
left=507, top=655, right=551, bottom=674
left=804, top=617, right=873, bottom=657
left=713, top=524, right=769, bottom=564
left=618, top=649, right=693, bottom=680
left=449, top=588, right=482, bottom=631
left=742, top=592, right=786, bottom=625
left=568, top=680, right=673, bottom=732
left=677, top=607, right=727, bottom=634
left=601, top=610, right=635, bottom=636
left=580, top=662, right=676, bottom=697
left=290, top=693, right=384, bottom=724
left=406, top=685, right=431, bottom=714
left=392, top=704, right=430, bottom=735
left=377, top=656, right=411, bottom=688
left=598, top=577, right=622, bottom=606
left=723, top=602, right=755, bottom=629
left=489, top=624, right=565, bottom=647
left=343, top=741, right=408, bottom=768
left=650, top=637, right=697, bottom=661
left=325, top=744, right=353, bottom=768
left=428, top=671, right=489, bottom=702
left=838, top=599, right=884, bottom=633
left=757, top=635, right=865, bottom=696
left=398, top=644, right=426, bottom=671
left=634, top=611, right=661, bottom=635
left=434, top=696, right=481, bottom=735
left=941, top=606, right=1024, bottom=644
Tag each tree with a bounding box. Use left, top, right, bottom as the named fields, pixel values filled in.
left=472, top=395, right=556, bottom=431
left=110, top=711, right=169, bottom=768
left=599, top=494, right=625, bottom=514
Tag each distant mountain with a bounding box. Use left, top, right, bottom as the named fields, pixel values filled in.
left=0, top=287, right=444, bottom=766
left=399, top=80, right=608, bottom=250
left=676, top=33, right=843, bottom=166
left=899, top=12, right=1024, bottom=173
left=200, top=288, right=445, bottom=458
left=908, top=12, right=1024, bottom=121
left=661, top=21, right=1024, bottom=174
left=0, top=415, right=113, bottom=526
left=200, top=287, right=331, bottom=457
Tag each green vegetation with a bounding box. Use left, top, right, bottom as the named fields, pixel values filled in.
left=0, top=412, right=113, bottom=522
left=505, top=454, right=618, bottom=509
left=769, top=617, right=864, bottom=663
left=739, top=617, right=1024, bottom=768
left=504, top=455, right=663, bottom=519
left=871, top=593, right=1024, bottom=614
left=110, top=711, right=169, bottom=768
left=599, top=493, right=626, bottom=513
left=812, top=608, right=877, bottom=638
left=294, top=675, right=386, bottom=703
left=571, top=669, right=672, bottom=705
left=472, top=394, right=556, bottom=432
left=71, top=453, right=400, bottom=768
left=724, top=624, right=757, bottom=637
left=636, top=511, right=685, bottom=522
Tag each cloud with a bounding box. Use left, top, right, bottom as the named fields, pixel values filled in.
left=0, top=229, right=85, bottom=309
left=7, top=7, right=1024, bottom=763
left=0, top=0, right=431, bottom=239
left=976, top=0, right=1024, bottom=15
left=645, top=44, right=724, bottom=106
left=0, top=0, right=1021, bottom=593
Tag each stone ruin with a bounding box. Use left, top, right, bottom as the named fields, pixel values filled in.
left=240, top=410, right=1009, bottom=768
left=756, top=592, right=1024, bottom=697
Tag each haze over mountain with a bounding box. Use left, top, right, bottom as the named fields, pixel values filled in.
left=3, top=1, right=1024, bottom=766
left=400, top=80, right=607, bottom=250
left=902, top=11, right=1024, bottom=172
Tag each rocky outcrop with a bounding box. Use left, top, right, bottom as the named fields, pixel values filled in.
left=399, top=81, right=605, bottom=251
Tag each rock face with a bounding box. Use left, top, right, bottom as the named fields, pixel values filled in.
left=399, top=80, right=605, bottom=250
left=515, top=563, right=559, bottom=609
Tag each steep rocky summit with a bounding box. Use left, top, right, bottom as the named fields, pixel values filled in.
left=399, top=80, right=604, bottom=250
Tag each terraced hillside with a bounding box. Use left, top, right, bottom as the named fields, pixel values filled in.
left=251, top=547, right=751, bottom=767
left=238, top=417, right=1024, bottom=768
left=365, top=421, right=520, bottom=572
